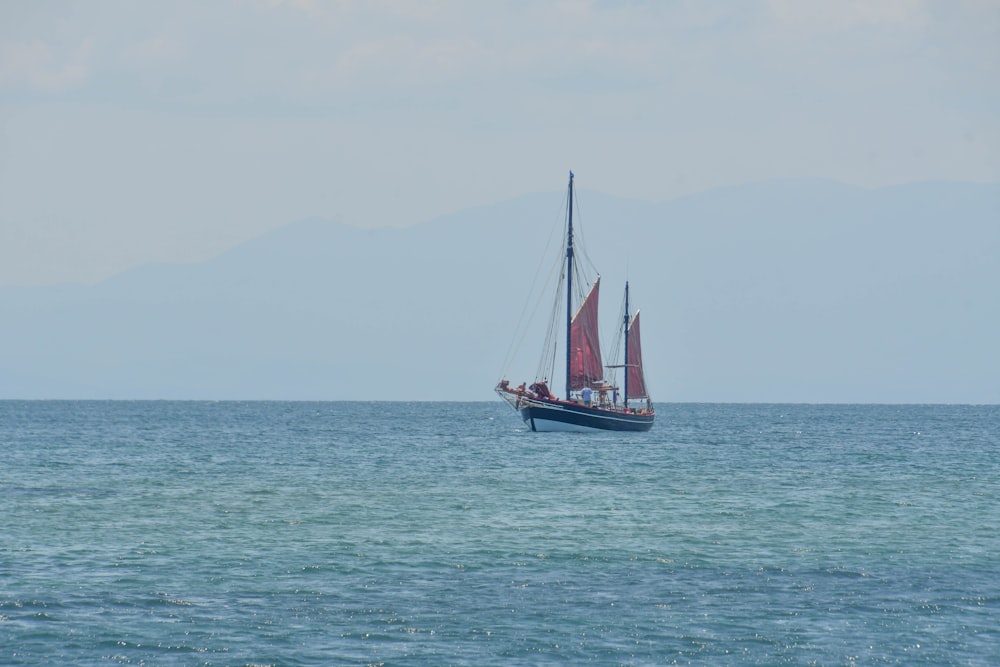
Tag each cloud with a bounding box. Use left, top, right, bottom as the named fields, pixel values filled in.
left=0, top=0, right=996, bottom=277
left=2, top=0, right=990, bottom=115
left=0, top=38, right=92, bottom=93
left=127, top=35, right=185, bottom=66
left=263, top=0, right=320, bottom=11
left=766, top=0, right=927, bottom=29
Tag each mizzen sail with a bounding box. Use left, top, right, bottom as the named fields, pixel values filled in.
left=626, top=310, right=649, bottom=399
left=569, top=278, right=603, bottom=391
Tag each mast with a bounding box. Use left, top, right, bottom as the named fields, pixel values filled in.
left=623, top=281, right=630, bottom=406
left=565, top=171, right=574, bottom=401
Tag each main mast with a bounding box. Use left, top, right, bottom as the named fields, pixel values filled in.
left=564, top=171, right=575, bottom=401
left=623, top=281, right=630, bottom=406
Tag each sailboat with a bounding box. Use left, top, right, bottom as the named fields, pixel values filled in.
left=496, top=172, right=655, bottom=432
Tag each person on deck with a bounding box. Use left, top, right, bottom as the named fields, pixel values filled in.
left=530, top=381, right=552, bottom=399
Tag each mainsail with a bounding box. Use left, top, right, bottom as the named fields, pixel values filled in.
left=626, top=310, right=649, bottom=399
left=568, top=278, right=603, bottom=391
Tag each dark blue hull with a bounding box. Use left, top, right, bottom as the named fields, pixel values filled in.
left=518, top=397, right=654, bottom=432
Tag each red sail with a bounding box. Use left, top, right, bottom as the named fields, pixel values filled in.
left=569, top=278, right=603, bottom=391
left=626, top=310, right=649, bottom=399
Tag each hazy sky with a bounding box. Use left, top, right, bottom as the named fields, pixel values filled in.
left=2, top=0, right=998, bottom=285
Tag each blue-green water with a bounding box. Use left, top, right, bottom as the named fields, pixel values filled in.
left=2, top=401, right=998, bottom=665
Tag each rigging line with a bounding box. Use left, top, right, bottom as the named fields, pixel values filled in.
left=537, top=262, right=564, bottom=384
left=532, top=250, right=565, bottom=382
left=571, top=263, right=595, bottom=306
left=498, top=195, right=567, bottom=378
left=499, top=239, right=560, bottom=378
left=537, top=182, right=579, bottom=385
left=569, top=183, right=599, bottom=282
left=566, top=202, right=599, bottom=318
left=606, top=292, right=628, bottom=389
left=536, top=233, right=566, bottom=380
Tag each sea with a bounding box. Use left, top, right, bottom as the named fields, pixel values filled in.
left=2, top=401, right=998, bottom=666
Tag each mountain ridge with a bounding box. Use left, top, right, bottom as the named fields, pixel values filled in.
left=2, top=179, right=997, bottom=402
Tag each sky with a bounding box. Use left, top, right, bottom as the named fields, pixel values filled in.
left=1, top=0, right=998, bottom=286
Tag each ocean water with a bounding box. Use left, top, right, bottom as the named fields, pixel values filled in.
left=1, top=401, right=998, bottom=666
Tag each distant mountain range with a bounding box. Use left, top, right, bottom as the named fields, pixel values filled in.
left=2, top=179, right=998, bottom=402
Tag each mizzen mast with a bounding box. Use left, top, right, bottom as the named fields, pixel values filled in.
left=564, top=170, right=575, bottom=401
